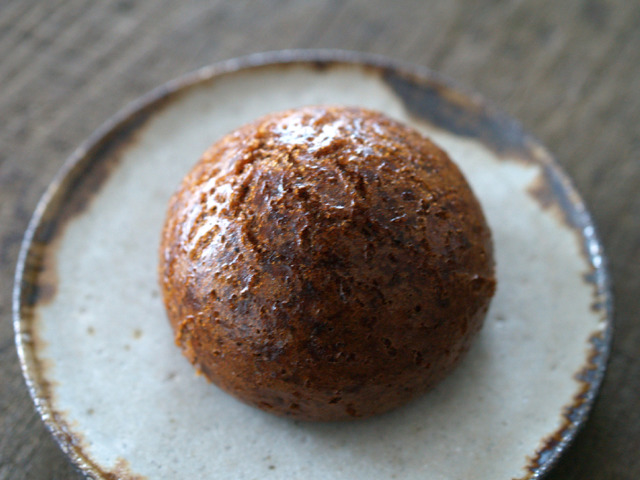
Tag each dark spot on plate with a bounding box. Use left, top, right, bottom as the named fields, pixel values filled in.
left=526, top=164, right=583, bottom=231
left=310, top=59, right=332, bottom=71
left=103, top=458, right=148, bottom=480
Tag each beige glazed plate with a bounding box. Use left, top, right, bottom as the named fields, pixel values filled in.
left=14, top=50, right=612, bottom=480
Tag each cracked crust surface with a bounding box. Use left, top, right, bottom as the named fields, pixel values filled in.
left=159, top=106, right=496, bottom=421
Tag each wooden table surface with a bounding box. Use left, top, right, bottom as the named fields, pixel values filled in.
left=1, top=1, right=638, bottom=478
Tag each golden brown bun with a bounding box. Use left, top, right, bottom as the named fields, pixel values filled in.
left=159, top=106, right=496, bottom=421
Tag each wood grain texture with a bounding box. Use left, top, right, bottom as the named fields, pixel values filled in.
left=0, top=0, right=638, bottom=478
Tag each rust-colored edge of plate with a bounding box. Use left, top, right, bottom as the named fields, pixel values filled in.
left=12, top=49, right=613, bottom=480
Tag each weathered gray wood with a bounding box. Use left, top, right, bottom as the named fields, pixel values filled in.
left=1, top=0, right=638, bottom=478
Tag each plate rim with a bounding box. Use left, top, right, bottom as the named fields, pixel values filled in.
left=12, top=49, right=613, bottom=480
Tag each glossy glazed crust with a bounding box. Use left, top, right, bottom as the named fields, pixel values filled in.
left=159, top=106, right=496, bottom=420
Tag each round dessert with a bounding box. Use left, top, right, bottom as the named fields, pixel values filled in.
left=159, top=105, right=496, bottom=421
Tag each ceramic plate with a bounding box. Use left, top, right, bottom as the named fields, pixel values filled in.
left=14, top=50, right=612, bottom=480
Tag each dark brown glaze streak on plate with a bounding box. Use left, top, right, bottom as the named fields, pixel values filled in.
left=12, top=50, right=613, bottom=480
left=524, top=332, right=610, bottom=479
left=13, top=81, right=187, bottom=480
left=382, top=68, right=531, bottom=159
left=520, top=159, right=613, bottom=477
